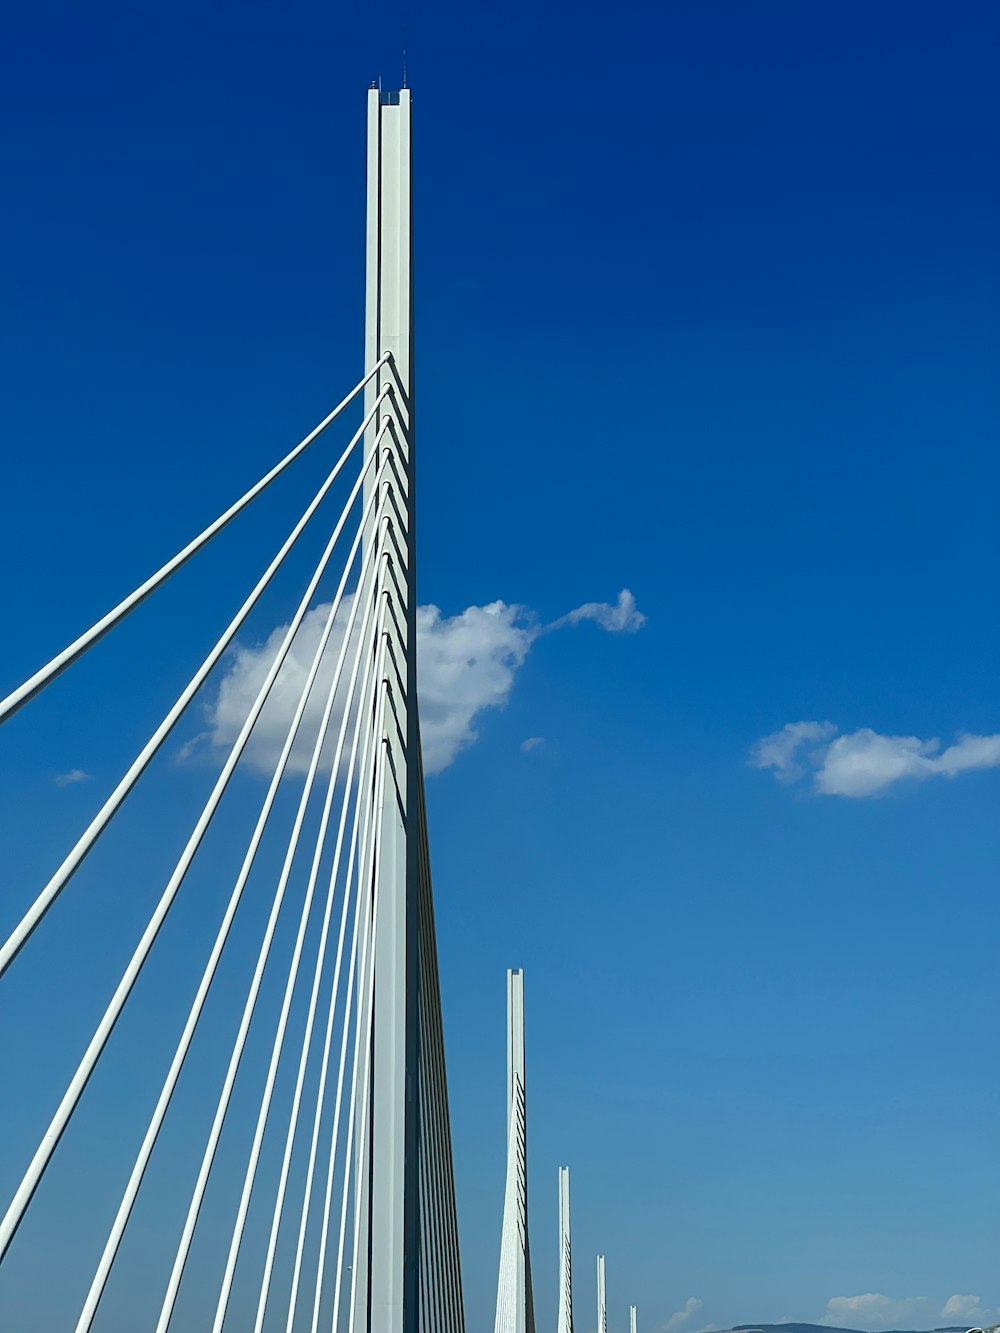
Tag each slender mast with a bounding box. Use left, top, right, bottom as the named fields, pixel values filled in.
left=557, top=1167, right=574, bottom=1333
left=494, top=968, right=535, bottom=1333
left=355, top=84, right=418, bottom=1333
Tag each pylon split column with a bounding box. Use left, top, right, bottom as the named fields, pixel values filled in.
left=495, top=969, right=535, bottom=1333
left=354, top=85, right=418, bottom=1333
left=557, top=1167, right=574, bottom=1333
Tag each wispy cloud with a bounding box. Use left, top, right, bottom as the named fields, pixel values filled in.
left=821, top=1294, right=933, bottom=1329
left=664, top=1298, right=704, bottom=1333
left=54, top=768, right=91, bottom=787
left=520, top=736, right=545, bottom=753
left=552, top=587, right=646, bottom=634
left=941, top=1295, right=999, bottom=1326
left=816, top=1292, right=1000, bottom=1330
left=749, top=721, right=837, bottom=783
left=193, top=589, right=644, bottom=777
left=751, top=721, right=1000, bottom=798
left=416, top=600, right=535, bottom=773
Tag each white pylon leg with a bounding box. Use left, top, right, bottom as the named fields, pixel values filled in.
left=557, top=1168, right=574, bottom=1333
left=597, top=1256, right=607, bottom=1333
left=630, top=1305, right=638, bottom=1333
left=353, top=84, right=418, bottom=1333
left=494, top=970, right=535, bottom=1333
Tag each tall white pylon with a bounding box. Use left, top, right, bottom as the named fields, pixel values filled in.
left=0, top=80, right=471, bottom=1333
left=495, top=969, right=535, bottom=1333
left=557, top=1167, right=574, bottom=1333
left=597, top=1256, right=607, bottom=1333
left=630, top=1305, right=638, bottom=1333
left=353, top=83, right=419, bottom=1333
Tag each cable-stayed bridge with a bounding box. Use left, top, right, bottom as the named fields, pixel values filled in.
left=0, top=88, right=640, bottom=1333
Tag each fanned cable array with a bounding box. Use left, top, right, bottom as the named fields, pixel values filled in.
left=0, top=351, right=451, bottom=1330
left=0, top=85, right=465, bottom=1333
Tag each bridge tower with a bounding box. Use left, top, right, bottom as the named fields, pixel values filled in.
left=597, top=1255, right=608, bottom=1333
left=0, top=80, right=465, bottom=1333
left=355, top=86, right=464, bottom=1333
left=351, top=83, right=419, bottom=1333
left=557, top=1167, right=574, bottom=1333
left=495, top=968, right=536, bottom=1333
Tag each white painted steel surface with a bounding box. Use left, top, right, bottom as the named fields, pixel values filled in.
left=354, top=85, right=419, bottom=1333
left=495, top=969, right=535, bottom=1333
left=414, top=767, right=466, bottom=1332
left=557, top=1167, right=574, bottom=1333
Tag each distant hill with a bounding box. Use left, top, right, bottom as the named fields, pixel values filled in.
left=731, top=1324, right=969, bottom=1333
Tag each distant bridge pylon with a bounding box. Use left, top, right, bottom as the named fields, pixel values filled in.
left=557, top=1166, right=575, bottom=1333
left=494, top=968, right=535, bottom=1333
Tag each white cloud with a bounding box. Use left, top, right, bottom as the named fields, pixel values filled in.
left=821, top=1294, right=932, bottom=1330
left=664, top=1298, right=703, bottom=1333
left=749, top=720, right=837, bottom=782
left=941, top=1295, right=999, bottom=1326
left=200, top=595, right=364, bottom=779
left=555, top=587, right=646, bottom=633
left=54, top=769, right=91, bottom=786
left=751, top=721, right=1000, bottom=798
left=520, top=736, right=545, bottom=753
left=416, top=601, right=534, bottom=773
left=816, top=729, right=940, bottom=797
left=933, top=734, right=1000, bottom=777
left=196, top=589, right=644, bottom=777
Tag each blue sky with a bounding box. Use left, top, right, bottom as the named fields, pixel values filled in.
left=1, top=1, right=999, bottom=1330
